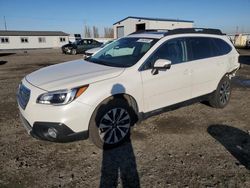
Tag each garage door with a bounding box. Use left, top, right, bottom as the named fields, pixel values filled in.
left=117, top=26, right=124, bottom=38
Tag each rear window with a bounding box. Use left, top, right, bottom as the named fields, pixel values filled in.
left=187, top=37, right=231, bottom=61
left=212, top=38, right=232, bottom=56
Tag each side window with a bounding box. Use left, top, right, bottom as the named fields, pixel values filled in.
left=212, top=38, right=232, bottom=56
left=143, top=38, right=185, bottom=70
left=87, top=40, right=93, bottom=44
left=21, top=37, right=29, bottom=43
left=187, top=37, right=214, bottom=61
left=59, top=37, right=66, bottom=42
left=0, top=37, right=9, bottom=43
left=83, top=40, right=88, bottom=45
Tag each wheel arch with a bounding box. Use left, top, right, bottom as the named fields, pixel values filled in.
left=88, top=93, right=139, bottom=130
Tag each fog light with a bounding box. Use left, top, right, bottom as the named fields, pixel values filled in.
left=48, top=128, right=57, bottom=138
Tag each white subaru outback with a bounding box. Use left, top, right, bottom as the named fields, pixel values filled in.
left=17, top=28, right=240, bottom=149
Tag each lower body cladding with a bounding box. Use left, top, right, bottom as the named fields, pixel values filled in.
left=20, top=113, right=88, bottom=142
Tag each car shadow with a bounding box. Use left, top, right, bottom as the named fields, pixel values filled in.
left=0, top=61, right=8, bottom=65
left=207, top=124, right=250, bottom=170
left=99, top=139, right=140, bottom=188
left=0, top=52, right=16, bottom=57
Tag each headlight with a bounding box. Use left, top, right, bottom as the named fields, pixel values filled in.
left=37, top=85, right=88, bottom=105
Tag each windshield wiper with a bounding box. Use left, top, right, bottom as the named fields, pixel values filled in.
left=86, top=58, right=113, bottom=67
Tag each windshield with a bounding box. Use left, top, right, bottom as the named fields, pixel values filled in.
left=73, top=40, right=81, bottom=45
left=100, top=40, right=114, bottom=48
left=86, top=37, right=158, bottom=67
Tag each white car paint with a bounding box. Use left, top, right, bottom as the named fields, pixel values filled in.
left=18, top=31, right=240, bottom=138
left=26, top=59, right=124, bottom=91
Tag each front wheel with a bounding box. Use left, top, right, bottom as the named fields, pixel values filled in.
left=89, top=98, right=135, bottom=149
left=209, top=76, right=232, bottom=108
left=71, top=48, right=77, bottom=55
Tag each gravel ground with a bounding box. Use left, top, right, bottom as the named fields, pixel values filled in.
left=0, top=48, right=250, bottom=188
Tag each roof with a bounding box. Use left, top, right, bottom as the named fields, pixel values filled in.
left=0, top=30, right=69, bottom=36
left=127, top=28, right=224, bottom=39
left=113, top=16, right=194, bottom=25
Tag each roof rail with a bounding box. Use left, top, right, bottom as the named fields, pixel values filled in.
left=129, top=29, right=168, bottom=35
left=166, top=28, right=223, bottom=36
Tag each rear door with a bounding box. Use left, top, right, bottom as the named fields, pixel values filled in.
left=186, top=37, right=228, bottom=98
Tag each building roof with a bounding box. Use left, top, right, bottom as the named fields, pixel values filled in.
left=113, top=16, right=194, bottom=25
left=0, top=30, right=69, bottom=36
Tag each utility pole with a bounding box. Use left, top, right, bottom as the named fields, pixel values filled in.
left=4, top=16, right=7, bottom=30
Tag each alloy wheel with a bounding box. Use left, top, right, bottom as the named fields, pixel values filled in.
left=98, top=108, right=130, bottom=144
left=219, top=80, right=231, bottom=105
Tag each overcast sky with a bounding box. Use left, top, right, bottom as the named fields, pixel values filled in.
left=0, top=0, right=249, bottom=35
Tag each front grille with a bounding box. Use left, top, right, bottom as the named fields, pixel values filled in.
left=17, top=83, right=31, bottom=110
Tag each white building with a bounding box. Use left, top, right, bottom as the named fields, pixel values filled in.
left=113, top=16, right=194, bottom=38
left=0, top=30, right=69, bottom=50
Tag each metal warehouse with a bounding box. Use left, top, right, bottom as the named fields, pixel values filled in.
left=0, top=30, right=69, bottom=50
left=113, top=16, right=194, bottom=38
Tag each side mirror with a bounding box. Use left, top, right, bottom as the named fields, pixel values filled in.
left=151, top=59, right=171, bottom=75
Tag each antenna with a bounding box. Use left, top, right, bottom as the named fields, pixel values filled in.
left=4, top=16, right=7, bottom=30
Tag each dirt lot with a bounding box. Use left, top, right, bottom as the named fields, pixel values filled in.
left=0, top=48, right=250, bottom=188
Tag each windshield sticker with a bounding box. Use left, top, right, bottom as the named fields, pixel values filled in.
left=137, top=39, right=153, bottom=43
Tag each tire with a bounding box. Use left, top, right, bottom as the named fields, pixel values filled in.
left=89, top=98, right=135, bottom=149
left=71, top=49, right=77, bottom=55
left=209, top=76, right=232, bottom=108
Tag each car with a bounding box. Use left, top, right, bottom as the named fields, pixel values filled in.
left=246, top=40, right=250, bottom=49
left=17, top=28, right=240, bottom=149
left=61, top=39, right=103, bottom=55
left=83, top=40, right=114, bottom=58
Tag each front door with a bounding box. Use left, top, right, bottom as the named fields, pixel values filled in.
left=140, top=38, right=192, bottom=112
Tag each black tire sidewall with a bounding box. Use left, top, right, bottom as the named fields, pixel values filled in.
left=214, top=76, right=232, bottom=108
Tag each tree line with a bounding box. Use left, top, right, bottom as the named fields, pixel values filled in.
left=84, top=25, right=113, bottom=38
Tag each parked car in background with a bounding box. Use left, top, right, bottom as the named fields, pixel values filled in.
left=247, top=40, right=250, bottom=48
left=62, top=39, right=103, bottom=55
left=83, top=40, right=114, bottom=58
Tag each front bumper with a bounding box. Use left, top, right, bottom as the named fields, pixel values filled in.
left=20, top=113, right=88, bottom=142
left=62, top=47, right=72, bottom=54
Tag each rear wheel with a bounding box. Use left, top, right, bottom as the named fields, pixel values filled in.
left=89, top=98, right=135, bottom=149
left=209, top=76, right=231, bottom=108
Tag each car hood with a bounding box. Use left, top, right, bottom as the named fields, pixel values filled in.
left=26, top=59, right=124, bottom=91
